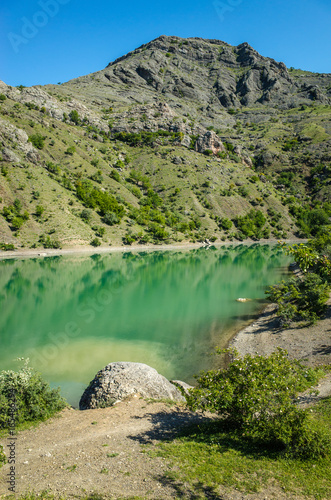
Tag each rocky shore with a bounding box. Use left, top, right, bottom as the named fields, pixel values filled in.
left=231, top=301, right=331, bottom=367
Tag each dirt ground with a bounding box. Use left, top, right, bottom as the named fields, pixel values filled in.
left=1, top=303, right=331, bottom=500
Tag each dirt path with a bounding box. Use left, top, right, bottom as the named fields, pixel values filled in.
left=0, top=398, right=212, bottom=499
left=2, top=393, right=326, bottom=500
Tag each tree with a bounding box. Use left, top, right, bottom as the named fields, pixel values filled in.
left=69, top=110, right=80, bottom=125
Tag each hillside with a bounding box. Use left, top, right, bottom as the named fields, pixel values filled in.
left=0, top=36, right=330, bottom=251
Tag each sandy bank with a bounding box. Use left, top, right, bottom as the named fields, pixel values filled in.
left=0, top=238, right=305, bottom=260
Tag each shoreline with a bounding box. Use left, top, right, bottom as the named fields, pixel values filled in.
left=0, top=238, right=305, bottom=260
left=231, top=302, right=331, bottom=367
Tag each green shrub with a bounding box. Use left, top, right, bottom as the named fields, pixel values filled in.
left=28, top=134, right=45, bottom=150
left=69, top=110, right=80, bottom=125
left=39, top=234, right=62, bottom=249
left=0, top=445, right=5, bottom=467
left=11, top=216, right=24, bottom=231
left=0, top=360, right=67, bottom=429
left=35, top=205, right=44, bottom=218
left=65, top=146, right=76, bottom=156
left=181, top=349, right=327, bottom=457
left=91, top=237, right=101, bottom=247
left=80, top=208, right=92, bottom=222
left=0, top=243, right=15, bottom=251
left=219, top=217, right=232, bottom=231
left=103, top=211, right=119, bottom=226
left=0, top=94, right=6, bottom=101
left=234, top=209, right=266, bottom=239
left=110, top=169, right=121, bottom=182
left=266, top=273, right=330, bottom=325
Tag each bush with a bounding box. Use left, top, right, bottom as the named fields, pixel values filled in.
left=39, top=234, right=62, bottom=249
left=103, top=211, right=119, bottom=226
left=234, top=209, right=266, bottom=239
left=0, top=243, right=15, bottom=251
left=219, top=217, right=233, bottom=231
left=90, top=237, right=101, bottom=247
left=182, top=349, right=327, bottom=457
left=266, top=273, right=330, bottom=325
left=80, top=208, right=92, bottom=222
left=0, top=360, right=67, bottom=429
left=110, top=169, right=121, bottom=182
left=28, top=134, right=45, bottom=150
left=35, top=205, right=44, bottom=218
left=65, top=146, right=76, bottom=156
left=69, top=110, right=80, bottom=125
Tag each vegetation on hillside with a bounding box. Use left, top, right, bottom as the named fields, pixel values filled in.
left=266, top=232, right=331, bottom=325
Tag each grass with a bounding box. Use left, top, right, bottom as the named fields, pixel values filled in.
left=149, top=396, right=331, bottom=499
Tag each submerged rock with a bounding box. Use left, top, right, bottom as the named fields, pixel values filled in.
left=79, top=362, right=186, bottom=410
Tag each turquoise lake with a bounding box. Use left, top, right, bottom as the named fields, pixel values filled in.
left=0, top=244, right=290, bottom=407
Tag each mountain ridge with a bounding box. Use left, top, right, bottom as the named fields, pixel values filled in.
left=0, top=36, right=330, bottom=250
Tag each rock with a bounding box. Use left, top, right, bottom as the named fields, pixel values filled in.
left=79, top=362, right=186, bottom=409
left=1, top=147, right=20, bottom=162
left=194, top=130, right=225, bottom=155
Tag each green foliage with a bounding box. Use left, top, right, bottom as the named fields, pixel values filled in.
left=219, top=217, right=232, bottom=231
left=0, top=94, right=6, bottom=101
left=35, top=205, right=44, bottom=218
left=102, top=211, right=119, bottom=226
left=237, top=186, right=249, bottom=197
left=148, top=222, right=169, bottom=241
left=283, top=138, right=298, bottom=151
left=11, top=216, right=24, bottom=230
left=224, top=142, right=234, bottom=153
left=39, top=234, right=62, bottom=249
left=65, top=146, right=76, bottom=156
left=0, top=359, right=67, bottom=429
left=0, top=243, right=15, bottom=251
left=203, top=149, right=213, bottom=156
left=80, top=208, right=92, bottom=222
left=91, top=158, right=99, bottom=167
left=113, top=130, right=181, bottom=147
left=45, top=162, right=61, bottom=175
left=69, top=110, right=80, bottom=125
left=234, top=209, right=266, bottom=239
left=182, top=349, right=327, bottom=457
left=110, top=169, right=121, bottom=182
left=90, top=237, right=101, bottom=247
left=76, top=180, right=124, bottom=222
left=28, top=134, right=45, bottom=150
left=266, top=273, right=330, bottom=325
left=0, top=445, right=5, bottom=467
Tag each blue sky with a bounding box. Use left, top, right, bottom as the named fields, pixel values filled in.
left=1, top=0, right=330, bottom=87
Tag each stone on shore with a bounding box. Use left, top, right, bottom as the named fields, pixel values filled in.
left=79, top=362, right=186, bottom=409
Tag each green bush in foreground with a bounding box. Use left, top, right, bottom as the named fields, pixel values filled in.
left=0, top=445, right=5, bottom=467
left=182, top=349, right=328, bottom=458
left=0, top=360, right=67, bottom=430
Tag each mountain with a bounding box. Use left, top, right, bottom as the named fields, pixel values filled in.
left=0, top=36, right=330, bottom=251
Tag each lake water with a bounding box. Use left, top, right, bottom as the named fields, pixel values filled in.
left=0, top=244, right=290, bottom=407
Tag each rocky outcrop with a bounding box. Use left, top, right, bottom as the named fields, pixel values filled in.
left=194, top=130, right=225, bottom=154
left=79, top=362, right=186, bottom=410
left=0, top=118, right=39, bottom=163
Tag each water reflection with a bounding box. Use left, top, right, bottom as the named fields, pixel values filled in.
left=0, top=245, right=290, bottom=405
